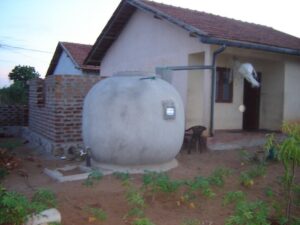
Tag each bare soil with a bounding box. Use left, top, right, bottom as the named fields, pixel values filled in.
left=1, top=138, right=300, bottom=225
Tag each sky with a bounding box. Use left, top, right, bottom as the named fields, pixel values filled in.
left=1, top=0, right=300, bottom=87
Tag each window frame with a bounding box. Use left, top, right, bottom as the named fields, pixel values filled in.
left=215, top=67, right=233, bottom=103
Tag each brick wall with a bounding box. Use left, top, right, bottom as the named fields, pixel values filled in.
left=0, top=105, right=28, bottom=126
left=28, top=75, right=103, bottom=153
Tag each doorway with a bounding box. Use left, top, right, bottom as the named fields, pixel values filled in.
left=243, top=73, right=261, bottom=130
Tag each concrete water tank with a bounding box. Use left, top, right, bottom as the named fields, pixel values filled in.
left=82, top=74, right=184, bottom=173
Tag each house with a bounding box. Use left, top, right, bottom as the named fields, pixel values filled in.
left=23, top=42, right=102, bottom=154
left=46, top=42, right=99, bottom=76
left=85, top=0, right=300, bottom=135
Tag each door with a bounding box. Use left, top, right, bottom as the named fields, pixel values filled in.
left=243, top=73, right=261, bottom=130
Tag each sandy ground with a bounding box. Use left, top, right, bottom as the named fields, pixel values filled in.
left=1, top=138, right=300, bottom=225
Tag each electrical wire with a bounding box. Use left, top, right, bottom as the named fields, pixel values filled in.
left=0, top=43, right=52, bottom=54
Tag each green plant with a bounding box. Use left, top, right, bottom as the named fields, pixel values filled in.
left=180, top=218, right=201, bottom=225
left=208, top=167, right=231, bottom=187
left=240, top=172, right=254, bottom=187
left=223, top=191, right=246, bottom=206
left=132, top=217, right=155, bottom=225
left=225, top=200, right=270, bottom=225
left=113, top=171, right=130, bottom=182
left=239, top=149, right=255, bottom=162
left=0, top=187, right=58, bottom=225
left=0, top=139, right=23, bottom=150
left=264, top=133, right=278, bottom=160
left=85, top=206, right=107, bottom=221
left=239, top=165, right=266, bottom=187
left=247, top=165, right=266, bottom=178
left=124, top=182, right=146, bottom=220
left=143, top=172, right=183, bottom=194
left=185, top=176, right=215, bottom=198
left=0, top=190, right=31, bottom=225
left=126, top=187, right=145, bottom=208
left=0, top=167, right=8, bottom=181
left=83, top=170, right=103, bottom=186
left=267, top=122, right=300, bottom=223
left=264, top=187, right=274, bottom=198
left=126, top=207, right=145, bottom=218
left=31, top=188, right=57, bottom=210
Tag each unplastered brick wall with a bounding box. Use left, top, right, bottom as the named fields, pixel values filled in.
left=0, top=105, right=28, bottom=126
left=28, top=75, right=103, bottom=154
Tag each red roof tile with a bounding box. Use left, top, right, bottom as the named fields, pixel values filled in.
left=46, top=42, right=99, bottom=76
left=85, top=0, right=300, bottom=65
left=61, top=42, right=100, bottom=71
left=141, top=0, right=300, bottom=51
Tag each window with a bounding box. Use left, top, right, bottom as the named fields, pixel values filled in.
left=216, top=67, right=233, bottom=103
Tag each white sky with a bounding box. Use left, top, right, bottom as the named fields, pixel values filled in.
left=1, top=0, right=299, bottom=87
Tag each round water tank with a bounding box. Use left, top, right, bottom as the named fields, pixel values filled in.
left=82, top=75, right=184, bottom=171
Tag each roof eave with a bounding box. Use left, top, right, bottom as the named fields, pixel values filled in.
left=200, top=36, right=300, bottom=56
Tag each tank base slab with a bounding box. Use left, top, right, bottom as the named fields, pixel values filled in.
left=90, top=158, right=178, bottom=174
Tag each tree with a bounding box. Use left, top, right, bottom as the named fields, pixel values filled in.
left=8, top=65, right=40, bottom=87
left=0, top=82, right=27, bottom=105
left=0, top=65, right=40, bottom=105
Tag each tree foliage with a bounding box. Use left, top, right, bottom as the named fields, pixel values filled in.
left=0, top=65, right=40, bottom=105
left=8, top=65, right=40, bottom=86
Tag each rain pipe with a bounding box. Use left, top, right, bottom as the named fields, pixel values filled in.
left=156, top=45, right=226, bottom=137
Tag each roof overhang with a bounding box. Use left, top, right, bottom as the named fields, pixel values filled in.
left=200, top=36, right=300, bottom=57
left=85, top=0, right=300, bottom=66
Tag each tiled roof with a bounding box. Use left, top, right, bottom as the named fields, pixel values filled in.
left=46, top=42, right=99, bottom=76
left=85, top=0, right=300, bottom=65
left=141, top=0, right=300, bottom=51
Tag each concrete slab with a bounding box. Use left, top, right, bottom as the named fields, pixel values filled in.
left=44, top=159, right=178, bottom=182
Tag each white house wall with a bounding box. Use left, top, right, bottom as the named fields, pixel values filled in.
left=186, top=53, right=205, bottom=128
left=100, top=10, right=210, bottom=114
left=214, top=55, right=244, bottom=130
left=283, top=60, right=300, bottom=122
left=53, top=51, right=82, bottom=75
left=259, top=61, right=284, bottom=130
left=213, top=52, right=285, bottom=130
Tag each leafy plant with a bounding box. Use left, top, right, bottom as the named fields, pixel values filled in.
left=132, top=217, right=155, bottom=225
left=0, top=187, right=58, bottom=225
left=126, top=188, right=145, bottom=208
left=185, top=176, right=215, bottom=198
left=85, top=206, right=107, bottom=221
left=239, top=149, right=255, bottom=162
left=247, top=165, right=266, bottom=178
left=208, top=167, right=231, bottom=187
left=143, top=172, right=183, bottom=194
left=223, top=191, right=246, bottom=206
left=31, top=188, right=57, bottom=210
left=83, top=170, right=103, bottom=187
left=0, top=167, right=8, bottom=182
left=280, top=123, right=300, bottom=219
left=0, top=191, right=31, bottom=225
left=0, top=139, right=23, bottom=150
left=264, top=133, right=278, bottom=161
left=225, top=200, right=270, bottom=225
left=264, top=187, right=274, bottom=198
left=180, top=218, right=201, bottom=225
left=266, top=122, right=300, bottom=223
left=124, top=182, right=146, bottom=220
left=239, top=165, right=266, bottom=187
left=126, top=207, right=145, bottom=218
left=113, top=171, right=130, bottom=182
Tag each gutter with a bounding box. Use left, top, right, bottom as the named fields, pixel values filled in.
left=200, top=36, right=300, bottom=56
